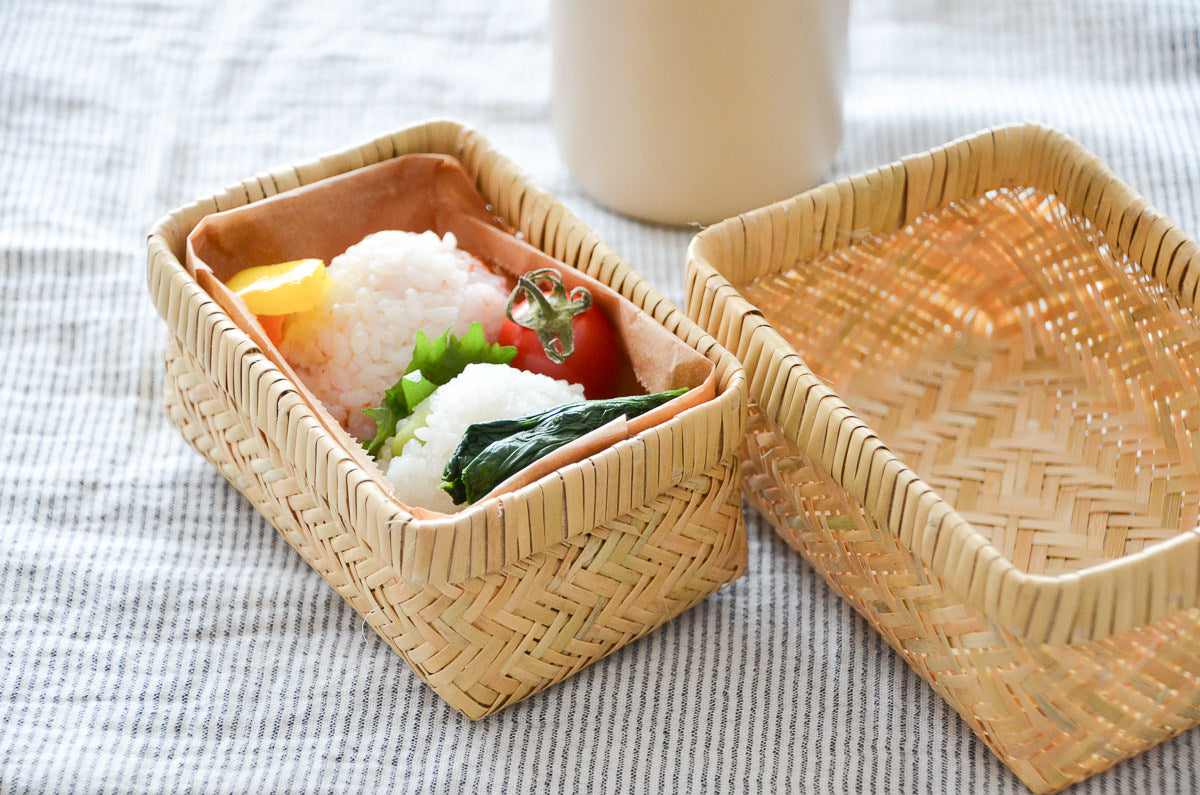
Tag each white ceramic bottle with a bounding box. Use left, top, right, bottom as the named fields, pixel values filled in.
left=551, top=0, right=849, bottom=226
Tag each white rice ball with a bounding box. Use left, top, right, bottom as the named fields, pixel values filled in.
left=280, top=230, right=509, bottom=440
left=386, top=363, right=585, bottom=513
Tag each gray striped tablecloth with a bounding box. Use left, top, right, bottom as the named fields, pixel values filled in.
left=3, top=1, right=1199, bottom=792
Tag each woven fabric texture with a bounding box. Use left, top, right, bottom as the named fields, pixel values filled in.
left=3, top=0, right=1200, bottom=792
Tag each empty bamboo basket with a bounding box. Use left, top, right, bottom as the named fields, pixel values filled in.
left=147, top=119, right=747, bottom=719
left=686, top=123, right=1200, bottom=792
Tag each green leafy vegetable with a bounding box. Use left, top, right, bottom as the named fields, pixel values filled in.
left=440, top=388, right=688, bottom=505
left=362, top=323, right=516, bottom=458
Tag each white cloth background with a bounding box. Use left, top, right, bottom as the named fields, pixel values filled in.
left=3, top=1, right=1199, bottom=792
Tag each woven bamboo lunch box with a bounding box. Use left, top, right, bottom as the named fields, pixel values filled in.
left=686, top=123, right=1200, bottom=792
left=146, top=119, right=747, bottom=719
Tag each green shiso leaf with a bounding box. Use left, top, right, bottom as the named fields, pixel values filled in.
left=440, top=388, right=688, bottom=505
left=362, top=322, right=517, bottom=459
left=398, top=370, right=438, bottom=417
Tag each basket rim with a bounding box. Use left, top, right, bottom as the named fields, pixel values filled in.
left=686, top=121, right=1200, bottom=645
left=148, top=117, right=746, bottom=589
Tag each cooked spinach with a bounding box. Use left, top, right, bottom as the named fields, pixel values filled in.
left=440, top=388, right=688, bottom=505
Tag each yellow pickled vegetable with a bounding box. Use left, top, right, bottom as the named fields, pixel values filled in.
left=226, top=258, right=331, bottom=316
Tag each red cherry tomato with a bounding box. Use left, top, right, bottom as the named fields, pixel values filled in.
left=499, top=269, right=623, bottom=400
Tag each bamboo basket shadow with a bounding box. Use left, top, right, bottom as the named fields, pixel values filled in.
left=146, top=119, right=747, bottom=719
left=685, top=122, right=1200, bottom=792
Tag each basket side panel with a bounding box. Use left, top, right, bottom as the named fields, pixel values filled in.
left=741, top=401, right=1200, bottom=794
left=164, top=337, right=746, bottom=720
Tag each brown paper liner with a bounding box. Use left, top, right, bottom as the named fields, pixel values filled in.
left=186, top=154, right=715, bottom=516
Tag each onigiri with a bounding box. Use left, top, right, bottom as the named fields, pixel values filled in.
left=384, top=363, right=585, bottom=513
left=280, top=230, right=509, bottom=440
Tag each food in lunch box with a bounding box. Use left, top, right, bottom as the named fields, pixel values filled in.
left=224, top=257, right=332, bottom=345
left=357, top=315, right=684, bottom=511
left=224, top=228, right=681, bottom=513
left=274, top=230, right=510, bottom=441
left=381, top=357, right=586, bottom=512
left=500, top=268, right=622, bottom=400
left=188, top=153, right=714, bottom=518
left=441, top=386, right=685, bottom=506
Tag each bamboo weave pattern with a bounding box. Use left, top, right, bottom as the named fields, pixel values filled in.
left=743, top=187, right=1200, bottom=576
left=686, top=123, right=1200, bottom=792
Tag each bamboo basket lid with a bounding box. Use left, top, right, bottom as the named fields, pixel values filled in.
left=686, top=123, right=1200, bottom=790
left=688, top=122, right=1200, bottom=648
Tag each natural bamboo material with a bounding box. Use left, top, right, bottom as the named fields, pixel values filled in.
left=685, top=123, right=1200, bottom=793
left=147, top=119, right=748, bottom=719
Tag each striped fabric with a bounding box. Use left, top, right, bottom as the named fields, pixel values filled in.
left=2, top=0, right=1199, bottom=792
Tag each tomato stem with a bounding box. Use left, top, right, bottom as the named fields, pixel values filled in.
left=505, top=268, right=592, bottom=364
